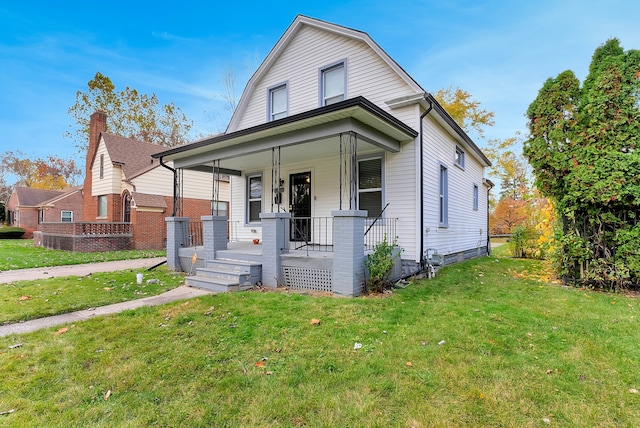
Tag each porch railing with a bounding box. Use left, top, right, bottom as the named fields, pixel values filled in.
left=364, top=217, right=398, bottom=251
left=287, top=217, right=334, bottom=252
left=187, top=220, right=203, bottom=247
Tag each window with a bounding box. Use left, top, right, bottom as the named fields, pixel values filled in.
left=98, top=195, right=108, bottom=218
left=439, top=164, right=448, bottom=226
left=455, top=146, right=465, bottom=169
left=268, top=83, right=288, bottom=121
left=99, top=154, right=105, bottom=179
left=38, top=209, right=44, bottom=224
left=61, top=210, right=73, bottom=222
left=473, top=184, right=479, bottom=211
left=358, top=157, right=383, bottom=217
left=320, top=61, right=345, bottom=106
left=247, top=174, right=263, bottom=223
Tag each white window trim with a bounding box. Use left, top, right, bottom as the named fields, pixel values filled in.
left=455, top=146, right=465, bottom=170
left=439, top=163, right=449, bottom=227
left=61, top=210, right=73, bottom=222
left=319, top=59, right=347, bottom=106
left=357, top=154, right=384, bottom=218
left=267, top=82, right=288, bottom=122
left=246, top=173, right=263, bottom=225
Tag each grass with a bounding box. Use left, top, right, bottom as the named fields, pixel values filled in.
left=0, top=266, right=185, bottom=324
left=2, top=253, right=640, bottom=426
left=0, top=240, right=165, bottom=271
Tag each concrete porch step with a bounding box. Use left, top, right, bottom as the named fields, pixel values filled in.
left=186, top=258, right=262, bottom=293
left=185, top=276, right=253, bottom=293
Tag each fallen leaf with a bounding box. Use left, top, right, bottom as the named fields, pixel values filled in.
left=406, top=361, right=413, bottom=367
left=54, top=327, right=69, bottom=335
left=275, top=347, right=282, bottom=353
left=255, top=361, right=265, bottom=368
left=353, top=342, right=363, bottom=350
left=104, top=390, right=112, bottom=400
left=438, top=340, right=446, bottom=346
left=103, top=287, right=112, bottom=291
left=630, top=388, right=639, bottom=394
left=19, top=295, right=30, bottom=301
left=266, top=371, right=273, bottom=375
left=310, top=318, right=321, bottom=325
left=0, top=409, right=15, bottom=416
left=204, top=306, right=215, bottom=316
left=8, top=343, right=23, bottom=349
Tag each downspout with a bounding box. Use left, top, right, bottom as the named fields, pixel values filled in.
left=485, top=180, right=494, bottom=256
left=419, top=94, right=434, bottom=268
left=159, top=156, right=178, bottom=217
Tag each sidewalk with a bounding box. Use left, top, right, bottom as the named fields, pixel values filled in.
left=0, top=258, right=212, bottom=337
left=0, top=257, right=168, bottom=284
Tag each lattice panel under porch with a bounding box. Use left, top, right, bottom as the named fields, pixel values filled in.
left=282, top=266, right=333, bottom=292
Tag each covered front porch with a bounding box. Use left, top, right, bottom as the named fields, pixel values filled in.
left=158, top=98, right=418, bottom=296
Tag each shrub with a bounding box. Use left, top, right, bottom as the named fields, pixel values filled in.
left=0, top=227, right=25, bottom=239
left=365, top=235, right=400, bottom=293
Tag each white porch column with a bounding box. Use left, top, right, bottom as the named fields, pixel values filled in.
left=165, top=217, right=188, bottom=272
left=202, top=215, right=228, bottom=261
left=260, top=212, right=290, bottom=288
left=332, top=210, right=367, bottom=297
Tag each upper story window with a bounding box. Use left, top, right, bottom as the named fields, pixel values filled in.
left=268, top=83, right=288, bottom=121
left=473, top=184, right=479, bottom=211
left=99, top=154, right=105, bottom=179
left=455, top=146, right=465, bottom=169
left=320, top=61, right=346, bottom=106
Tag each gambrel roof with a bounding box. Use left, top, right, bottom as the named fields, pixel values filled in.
left=227, top=15, right=424, bottom=132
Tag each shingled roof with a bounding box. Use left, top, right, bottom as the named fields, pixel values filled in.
left=101, top=133, right=166, bottom=179
left=13, top=187, right=64, bottom=207
left=131, top=192, right=167, bottom=209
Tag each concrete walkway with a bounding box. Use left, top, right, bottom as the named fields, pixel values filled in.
left=0, top=257, right=168, bottom=284
left=0, top=258, right=212, bottom=337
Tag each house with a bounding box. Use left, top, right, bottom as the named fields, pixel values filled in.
left=154, top=15, right=492, bottom=296
left=6, top=186, right=83, bottom=238
left=34, top=111, right=230, bottom=251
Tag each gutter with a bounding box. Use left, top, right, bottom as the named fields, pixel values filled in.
left=419, top=93, right=434, bottom=267
left=159, top=156, right=178, bottom=216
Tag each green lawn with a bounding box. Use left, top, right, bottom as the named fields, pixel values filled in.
left=1, top=254, right=639, bottom=426
left=0, top=266, right=185, bottom=324
left=0, top=239, right=164, bottom=271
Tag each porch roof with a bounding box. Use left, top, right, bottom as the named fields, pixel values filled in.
left=152, top=96, right=418, bottom=174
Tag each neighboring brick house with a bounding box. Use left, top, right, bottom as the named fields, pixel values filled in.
left=6, top=186, right=83, bottom=238
left=80, top=111, right=228, bottom=250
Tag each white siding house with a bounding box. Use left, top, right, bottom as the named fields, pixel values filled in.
left=155, top=15, right=491, bottom=295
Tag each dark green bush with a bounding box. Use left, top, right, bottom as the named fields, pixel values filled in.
left=0, top=227, right=26, bottom=239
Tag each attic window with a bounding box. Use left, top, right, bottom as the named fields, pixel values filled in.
left=268, top=83, right=288, bottom=121
left=100, top=154, right=105, bottom=179
left=455, top=146, right=465, bottom=169
left=320, top=61, right=346, bottom=106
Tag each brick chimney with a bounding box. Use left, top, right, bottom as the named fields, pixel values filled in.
left=82, top=111, right=107, bottom=220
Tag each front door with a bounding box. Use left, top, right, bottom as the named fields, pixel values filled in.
left=289, top=172, right=311, bottom=242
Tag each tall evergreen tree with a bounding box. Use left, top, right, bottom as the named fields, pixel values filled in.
left=524, top=39, right=640, bottom=289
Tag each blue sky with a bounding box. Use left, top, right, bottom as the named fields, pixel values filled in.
left=1, top=0, right=639, bottom=171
